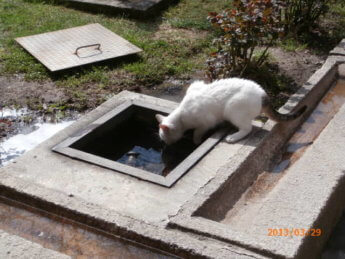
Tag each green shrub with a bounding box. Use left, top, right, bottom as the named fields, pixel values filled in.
left=206, top=0, right=284, bottom=80
left=281, top=0, right=338, bottom=34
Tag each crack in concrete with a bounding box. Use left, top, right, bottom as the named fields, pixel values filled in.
left=220, top=247, right=264, bottom=259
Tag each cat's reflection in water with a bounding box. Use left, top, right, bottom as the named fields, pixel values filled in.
left=119, top=133, right=196, bottom=177
left=160, top=136, right=197, bottom=176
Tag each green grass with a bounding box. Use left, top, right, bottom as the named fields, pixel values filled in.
left=326, top=2, right=345, bottom=44
left=164, top=0, right=230, bottom=30
left=1, top=0, right=343, bottom=111
left=279, top=38, right=308, bottom=52
left=0, top=0, right=229, bottom=92
left=278, top=1, right=345, bottom=54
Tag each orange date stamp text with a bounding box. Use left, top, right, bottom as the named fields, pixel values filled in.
left=268, top=228, right=322, bottom=237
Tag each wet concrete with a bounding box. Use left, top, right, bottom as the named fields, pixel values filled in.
left=61, top=0, right=173, bottom=18
left=0, top=196, right=176, bottom=258
left=221, top=78, right=345, bottom=226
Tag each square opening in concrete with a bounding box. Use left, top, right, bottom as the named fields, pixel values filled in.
left=53, top=100, right=225, bottom=187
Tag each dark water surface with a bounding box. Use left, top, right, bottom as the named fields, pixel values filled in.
left=71, top=107, right=197, bottom=176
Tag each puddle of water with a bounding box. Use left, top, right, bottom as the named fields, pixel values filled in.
left=0, top=121, right=74, bottom=166
left=0, top=107, right=77, bottom=167
left=0, top=107, right=29, bottom=117
left=0, top=196, right=176, bottom=258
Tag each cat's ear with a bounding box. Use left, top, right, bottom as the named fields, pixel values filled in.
left=159, top=124, right=170, bottom=132
left=155, top=114, right=165, bottom=123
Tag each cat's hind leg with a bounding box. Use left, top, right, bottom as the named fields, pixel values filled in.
left=224, top=107, right=254, bottom=143
left=225, top=123, right=252, bottom=143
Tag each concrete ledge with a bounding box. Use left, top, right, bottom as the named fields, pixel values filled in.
left=339, top=63, right=345, bottom=78
left=1, top=40, right=345, bottom=258
left=0, top=91, right=264, bottom=258
left=168, top=55, right=345, bottom=258
left=330, top=39, right=345, bottom=56
left=55, top=0, right=177, bottom=18
left=0, top=230, right=70, bottom=259
left=172, top=55, right=343, bottom=218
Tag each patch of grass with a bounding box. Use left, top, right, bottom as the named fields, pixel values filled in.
left=124, top=36, right=210, bottom=84
left=281, top=1, right=345, bottom=54
left=0, top=0, right=225, bottom=96
left=58, top=66, right=110, bottom=88
left=163, top=0, right=230, bottom=30
left=279, top=38, right=308, bottom=52
left=2, top=0, right=342, bottom=112
left=0, top=44, right=48, bottom=81
left=326, top=2, right=345, bottom=43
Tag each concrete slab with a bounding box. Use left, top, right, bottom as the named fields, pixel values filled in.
left=1, top=40, right=345, bottom=258
left=0, top=230, right=70, bottom=259
left=169, top=57, right=345, bottom=258
left=220, top=79, right=345, bottom=230
left=0, top=91, right=265, bottom=258
left=57, top=0, right=174, bottom=17
left=0, top=197, right=177, bottom=258
left=52, top=99, right=227, bottom=187
left=0, top=92, right=240, bottom=224
left=170, top=54, right=343, bottom=218
left=16, top=24, right=142, bottom=72
left=221, top=81, right=345, bottom=258
left=240, top=98, right=345, bottom=259
left=339, top=63, right=345, bottom=78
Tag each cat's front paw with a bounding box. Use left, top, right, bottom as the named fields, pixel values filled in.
left=225, top=134, right=239, bottom=143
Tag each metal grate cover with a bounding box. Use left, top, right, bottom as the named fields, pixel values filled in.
left=16, top=23, right=142, bottom=71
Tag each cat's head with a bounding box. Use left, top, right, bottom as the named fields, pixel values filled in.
left=155, top=114, right=183, bottom=145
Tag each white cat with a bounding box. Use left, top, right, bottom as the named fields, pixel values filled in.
left=156, top=78, right=306, bottom=145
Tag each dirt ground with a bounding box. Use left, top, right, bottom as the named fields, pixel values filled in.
left=0, top=47, right=325, bottom=108
left=0, top=46, right=325, bottom=142
left=268, top=47, right=325, bottom=87
left=0, top=75, right=68, bottom=107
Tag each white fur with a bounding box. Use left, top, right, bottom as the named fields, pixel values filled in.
left=156, top=78, right=266, bottom=144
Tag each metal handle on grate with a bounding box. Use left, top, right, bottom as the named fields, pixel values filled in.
left=74, top=43, right=102, bottom=58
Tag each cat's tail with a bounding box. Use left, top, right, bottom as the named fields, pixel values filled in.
left=261, top=94, right=307, bottom=121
